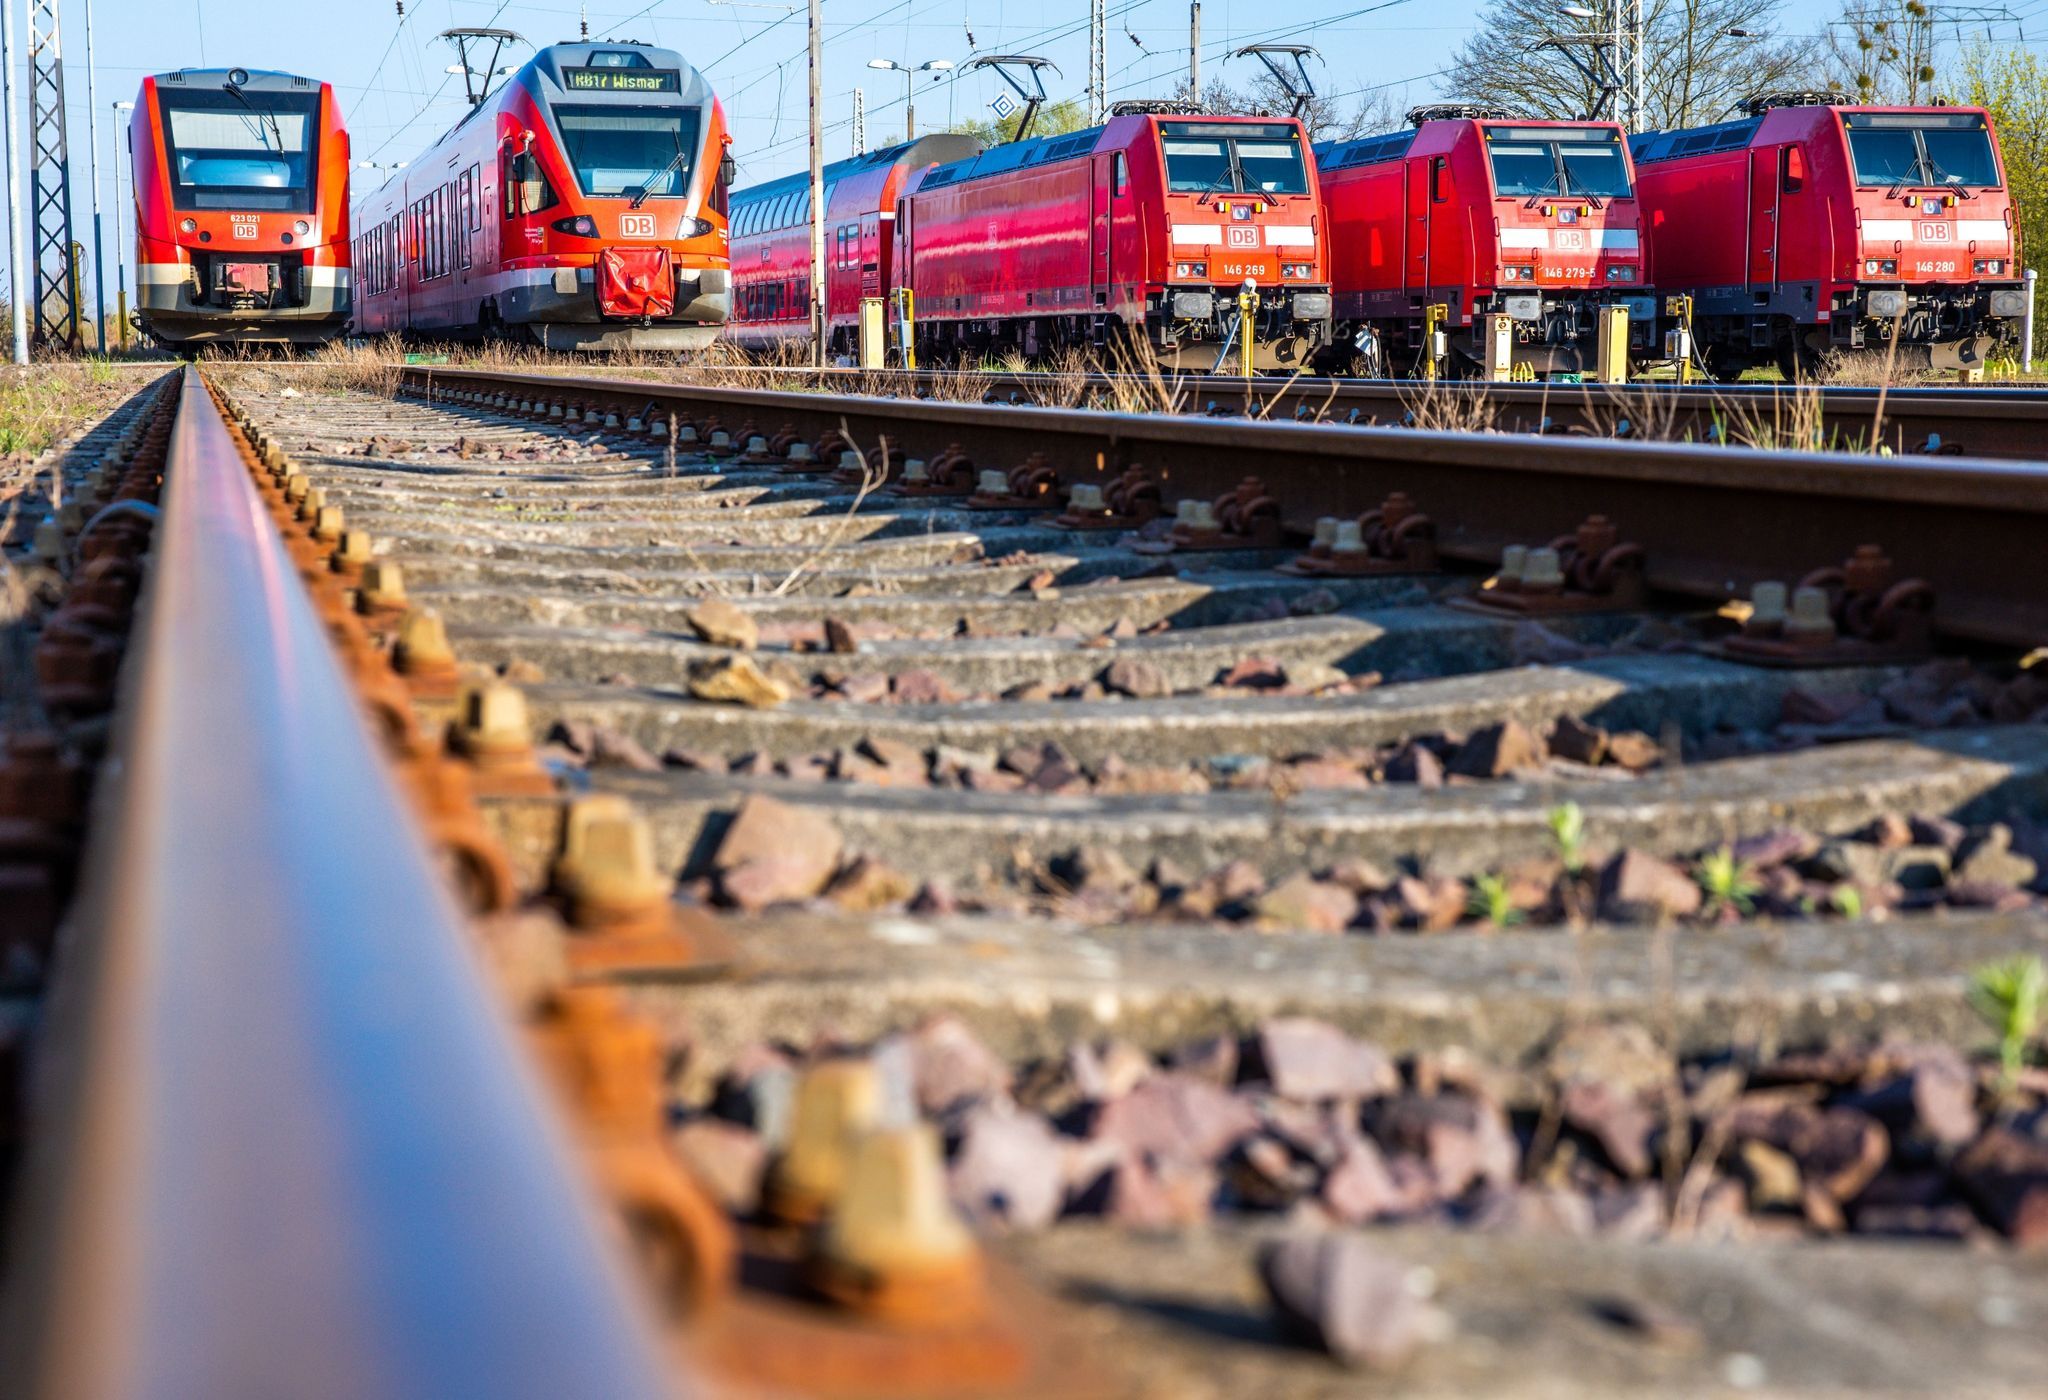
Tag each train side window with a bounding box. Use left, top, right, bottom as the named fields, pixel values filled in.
left=1113, top=152, right=1128, bottom=195
left=1781, top=144, right=1805, bottom=194
left=1429, top=156, right=1449, bottom=203
left=504, top=147, right=556, bottom=217
left=466, top=166, right=481, bottom=230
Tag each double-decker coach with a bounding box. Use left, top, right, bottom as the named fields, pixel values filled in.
left=1315, top=106, right=1654, bottom=378
left=1631, top=93, right=2024, bottom=378
left=353, top=41, right=732, bottom=350
left=129, top=67, right=352, bottom=348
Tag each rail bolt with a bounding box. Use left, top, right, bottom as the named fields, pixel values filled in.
left=1310, top=517, right=1338, bottom=552
left=453, top=681, right=539, bottom=765
left=1785, top=586, right=1838, bottom=645
left=312, top=505, right=346, bottom=544
left=32, top=516, right=64, bottom=565
left=812, top=1124, right=986, bottom=1324
left=743, top=435, right=769, bottom=458
left=329, top=529, right=373, bottom=576
left=900, top=458, right=929, bottom=485
left=1746, top=581, right=1788, bottom=635
left=1332, top=520, right=1366, bottom=556
left=839, top=450, right=862, bottom=474
left=296, top=487, right=326, bottom=524
left=1497, top=544, right=1529, bottom=588
left=548, top=401, right=566, bottom=420
left=357, top=559, right=409, bottom=617
left=583, top=406, right=602, bottom=425
left=603, top=411, right=621, bottom=429
left=768, top=1060, right=884, bottom=1226
left=55, top=501, right=86, bottom=535
left=394, top=606, right=459, bottom=681
left=1067, top=483, right=1106, bottom=513
left=553, top=795, right=673, bottom=933
left=709, top=430, right=732, bottom=450
left=676, top=424, right=699, bottom=445
left=785, top=441, right=812, bottom=464
left=626, top=415, right=645, bottom=433
left=1520, top=547, right=1565, bottom=594
left=977, top=469, right=1010, bottom=497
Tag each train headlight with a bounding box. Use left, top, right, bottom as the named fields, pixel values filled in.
left=1173, top=261, right=1207, bottom=279
left=684, top=217, right=715, bottom=238
left=1501, top=265, right=1535, bottom=282
left=1974, top=259, right=2005, bottom=276
left=1864, top=258, right=1898, bottom=277
left=550, top=214, right=600, bottom=238
left=1605, top=264, right=1636, bottom=282
left=294, top=219, right=311, bottom=236
left=1280, top=263, right=1312, bottom=279
left=180, top=218, right=196, bottom=233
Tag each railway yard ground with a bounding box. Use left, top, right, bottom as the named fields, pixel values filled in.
left=3, top=355, right=2048, bottom=1396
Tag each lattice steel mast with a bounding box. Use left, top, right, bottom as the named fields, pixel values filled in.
left=28, top=0, right=80, bottom=351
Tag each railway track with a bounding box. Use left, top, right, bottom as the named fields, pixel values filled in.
left=5, top=363, right=2048, bottom=1395
left=698, top=363, right=2048, bottom=463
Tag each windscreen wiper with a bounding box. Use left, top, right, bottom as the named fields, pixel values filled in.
left=630, top=138, right=689, bottom=210
left=221, top=79, right=283, bottom=153
left=1194, top=166, right=1237, bottom=207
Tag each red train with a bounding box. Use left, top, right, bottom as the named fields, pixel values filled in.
left=353, top=42, right=732, bottom=350
left=1630, top=95, right=2025, bottom=378
left=726, top=133, right=980, bottom=355
left=1314, top=107, right=1653, bottom=377
left=729, top=107, right=1333, bottom=369
left=129, top=66, right=352, bottom=348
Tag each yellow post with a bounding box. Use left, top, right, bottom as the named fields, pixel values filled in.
left=893, top=288, right=916, bottom=371
left=69, top=241, right=89, bottom=351
left=117, top=290, right=130, bottom=350
left=1481, top=312, right=1514, bottom=381
left=1421, top=302, right=1449, bottom=382
left=1666, top=294, right=1695, bottom=386
left=1590, top=304, right=1629, bottom=383
left=1237, top=278, right=1257, bottom=378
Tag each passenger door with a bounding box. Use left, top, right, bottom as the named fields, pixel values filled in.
left=1405, top=157, right=1434, bottom=295
left=1747, top=147, right=1778, bottom=289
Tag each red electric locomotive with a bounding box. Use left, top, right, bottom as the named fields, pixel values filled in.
left=1630, top=94, right=2024, bottom=378
left=895, top=105, right=1332, bottom=368
left=353, top=41, right=733, bottom=350
left=129, top=66, right=352, bottom=348
left=727, top=133, right=980, bottom=355
left=1314, top=106, right=1653, bottom=378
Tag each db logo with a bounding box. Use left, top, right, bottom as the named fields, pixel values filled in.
left=1918, top=222, right=1952, bottom=241
left=1556, top=229, right=1586, bottom=250
left=1227, top=226, right=1258, bottom=247
left=230, top=214, right=259, bottom=240
left=620, top=213, right=657, bottom=238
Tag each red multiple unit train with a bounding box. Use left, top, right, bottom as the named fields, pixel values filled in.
left=729, top=108, right=1333, bottom=368
left=1315, top=108, right=1654, bottom=377
left=129, top=67, right=353, bottom=347
left=353, top=42, right=732, bottom=350
left=1631, top=94, right=2024, bottom=377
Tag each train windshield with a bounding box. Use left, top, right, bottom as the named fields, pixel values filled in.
left=157, top=88, right=319, bottom=211
left=556, top=106, right=702, bottom=198
left=1484, top=126, right=1633, bottom=199
left=1160, top=122, right=1309, bottom=196
left=1845, top=114, right=2000, bottom=188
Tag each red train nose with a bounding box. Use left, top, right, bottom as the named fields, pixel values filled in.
left=598, top=247, right=676, bottom=318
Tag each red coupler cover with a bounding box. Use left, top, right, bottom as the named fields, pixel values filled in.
left=597, top=246, right=675, bottom=318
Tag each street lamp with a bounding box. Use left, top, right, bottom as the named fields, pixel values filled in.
left=866, top=57, right=954, bottom=142
left=358, top=160, right=409, bottom=187
left=110, top=100, right=131, bottom=349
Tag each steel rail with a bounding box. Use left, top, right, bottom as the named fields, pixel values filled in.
left=4, top=368, right=678, bottom=1400
left=409, top=366, right=2048, bottom=652
left=758, top=365, right=2048, bottom=462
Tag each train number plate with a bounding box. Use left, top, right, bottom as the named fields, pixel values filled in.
left=620, top=214, right=657, bottom=238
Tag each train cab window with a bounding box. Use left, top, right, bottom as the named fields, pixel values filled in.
left=1113, top=152, right=1128, bottom=195
left=1845, top=113, right=2001, bottom=188
left=504, top=146, right=558, bottom=217
left=1781, top=144, right=1805, bottom=194
left=1430, top=156, right=1448, bottom=203
left=1482, top=125, right=1632, bottom=199
left=155, top=86, right=321, bottom=212
left=1160, top=122, right=1307, bottom=195
left=554, top=106, right=702, bottom=198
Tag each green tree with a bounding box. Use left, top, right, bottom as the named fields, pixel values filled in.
left=1825, top=1, right=1940, bottom=104
left=1958, top=42, right=2048, bottom=356
left=948, top=96, right=1092, bottom=146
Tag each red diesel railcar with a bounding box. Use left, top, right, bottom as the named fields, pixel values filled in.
left=353, top=41, right=732, bottom=351
left=726, top=133, right=981, bottom=354
left=1630, top=95, right=2024, bottom=378
left=897, top=108, right=1332, bottom=368
left=1314, top=107, right=1654, bottom=377
left=130, top=66, right=352, bottom=347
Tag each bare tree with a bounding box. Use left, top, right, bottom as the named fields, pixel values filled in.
left=1824, top=1, right=1940, bottom=104
left=1445, top=0, right=1818, bottom=130
left=1182, top=71, right=1399, bottom=143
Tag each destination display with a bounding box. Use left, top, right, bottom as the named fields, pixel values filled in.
left=564, top=67, right=680, bottom=92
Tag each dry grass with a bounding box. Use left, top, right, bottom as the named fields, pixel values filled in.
left=0, top=361, right=131, bottom=458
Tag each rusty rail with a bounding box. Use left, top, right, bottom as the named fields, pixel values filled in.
left=736, top=365, right=2048, bottom=462
left=405, top=367, right=2048, bottom=652
left=3, top=368, right=677, bottom=1400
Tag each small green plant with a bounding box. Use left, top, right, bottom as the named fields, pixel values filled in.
left=1828, top=884, right=1864, bottom=920
left=1466, top=873, right=1523, bottom=928
left=1547, top=801, right=1587, bottom=874
left=1969, top=954, right=2046, bottom=1089
left=1694, top=846, right=1761, bottom=915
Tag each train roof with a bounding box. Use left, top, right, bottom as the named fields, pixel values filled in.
left=915, top=111, right=1301, bottom=194
left=1319, top=116, right=1625, bottom=172
left=1630, top=103, right=1995, bottom=166
left=731, top=133, right=982, bottom=207
left=441, top=41, right=714, bottom=140
left=147, top=68, right=327, bottom=93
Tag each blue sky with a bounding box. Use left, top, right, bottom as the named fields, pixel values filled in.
left=7, top=0, right=2017, bottom=333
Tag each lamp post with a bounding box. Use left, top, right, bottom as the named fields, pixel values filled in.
left=866, top=58, right=955, bottom=143
left=111, top=99, right=131, bottom=349
left=1549, top=2, right=1642, bottom=128
left=358, top=160, right=409, bottom=187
